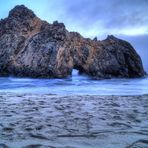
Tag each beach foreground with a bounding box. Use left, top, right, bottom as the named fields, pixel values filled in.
left=0, top=93, right=148, bottom=148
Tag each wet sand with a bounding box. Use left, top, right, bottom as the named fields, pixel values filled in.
left=0, top=93, right=148, bottom=148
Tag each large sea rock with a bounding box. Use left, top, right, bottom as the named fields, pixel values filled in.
left=0, top=5, right=145, bottom=78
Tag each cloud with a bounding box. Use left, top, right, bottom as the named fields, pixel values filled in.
left=42, top=0, right=148, bottom=38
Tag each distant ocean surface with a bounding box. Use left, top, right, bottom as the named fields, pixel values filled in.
left=0, top=70, right=148, bottom=95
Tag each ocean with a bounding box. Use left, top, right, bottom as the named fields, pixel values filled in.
left=0, top=69, right=148, bottom=95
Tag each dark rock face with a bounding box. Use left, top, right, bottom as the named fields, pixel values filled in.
left=0, top=5, right=145, bottom=78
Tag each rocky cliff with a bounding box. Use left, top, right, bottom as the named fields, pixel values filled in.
left=0, top=5, right=145, bottom=78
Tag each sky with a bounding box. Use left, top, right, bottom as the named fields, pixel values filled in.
left=0, top=0, right=148, bottom=71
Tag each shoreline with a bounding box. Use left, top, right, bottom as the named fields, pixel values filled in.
left=0, top=91, right=148, bottom=97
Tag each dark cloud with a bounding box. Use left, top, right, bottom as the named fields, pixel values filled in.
left=46, top=0, right=148, bottom=37
left=75, top=0, right=147, bottom=26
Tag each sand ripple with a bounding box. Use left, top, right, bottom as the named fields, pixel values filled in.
left=0, top=93, right=148, bottom=148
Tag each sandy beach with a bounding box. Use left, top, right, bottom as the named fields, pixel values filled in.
left=0, top=93, right=148, bottom=148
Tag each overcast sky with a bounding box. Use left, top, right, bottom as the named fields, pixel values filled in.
left=0, top=0, right=148, bottom=71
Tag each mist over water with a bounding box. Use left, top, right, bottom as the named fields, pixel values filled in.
left=0, top=69, right=148, bottom=95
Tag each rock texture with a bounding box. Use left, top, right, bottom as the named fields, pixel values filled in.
left=0, top=5, right=145, bottom=78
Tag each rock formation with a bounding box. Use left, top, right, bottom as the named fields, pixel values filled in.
left=0, top=5, right=145, bottom=78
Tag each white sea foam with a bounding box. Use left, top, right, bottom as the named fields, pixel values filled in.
left=0, top=70, right=147, bottom=95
